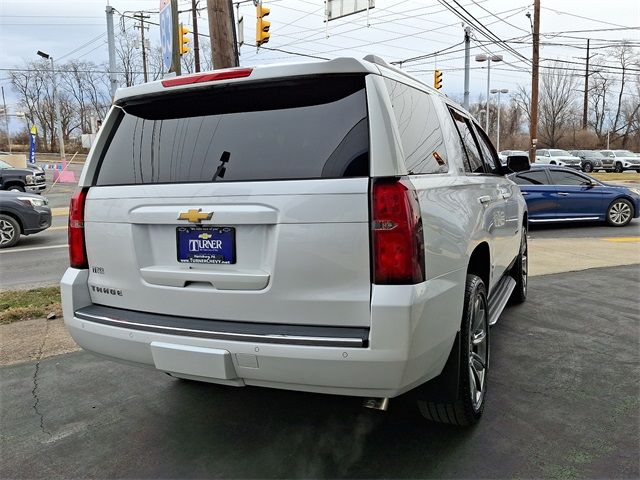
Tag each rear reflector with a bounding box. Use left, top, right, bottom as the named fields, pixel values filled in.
left=161, top=68, right=253, bottom=87
left=371, top=178, right=425, bottom=284
left=68, top=188, right=88, bottom=269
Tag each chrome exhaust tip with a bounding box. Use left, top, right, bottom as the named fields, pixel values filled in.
left=362, top=397, right=389, bottom=411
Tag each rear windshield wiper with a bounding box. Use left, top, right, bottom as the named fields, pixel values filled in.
left=212, top=151, right=231, bottom=182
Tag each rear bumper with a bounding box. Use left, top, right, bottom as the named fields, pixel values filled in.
left=61, top=268, right=460, bottom=398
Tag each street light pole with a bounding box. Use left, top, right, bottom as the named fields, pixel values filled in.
left=37, top=50, right=65, bottom=160
left=475, top=53, right=503, bottom=135
left=491, top=88, right=509, bottom=152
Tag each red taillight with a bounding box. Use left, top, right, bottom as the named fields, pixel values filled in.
left=161, top=68, right=253, bottom=87
left=371, top=178, right=425, bottom=284
left=68, top=188, right=88, bottom=269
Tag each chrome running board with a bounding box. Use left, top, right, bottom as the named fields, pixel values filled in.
left=487, top=275, right=516, bottom=326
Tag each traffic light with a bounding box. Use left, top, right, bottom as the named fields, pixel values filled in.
left=434, top=69, right=443, bottom=90
left=256, top=3, right=270, bottom=47
left=179, top=24, right=190, bottom=55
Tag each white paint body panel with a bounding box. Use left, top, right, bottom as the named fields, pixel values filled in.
left=62, top=57, right=525, bottom=398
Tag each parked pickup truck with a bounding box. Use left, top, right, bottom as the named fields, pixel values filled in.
left=0, top=159, right=46, bottom=193
left=61, top=56, right=530, bottom=426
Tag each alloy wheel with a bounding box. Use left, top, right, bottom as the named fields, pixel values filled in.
left=609, top=201, right=632, bottom=226
left=468, top=294, right=488, bottom=412
left=0, top=218, right=16, bottom=247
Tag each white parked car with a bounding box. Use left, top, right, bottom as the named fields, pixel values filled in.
left=535, top=149, right=582, bottom=169
left=599, top=150, right=640, bottom=173
left=61, top=56, right=529, bottom=426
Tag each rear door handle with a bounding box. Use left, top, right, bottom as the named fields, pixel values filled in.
left=521, top=191, right=529, bottom=196
left=478, top=195, right=492, bottom=204
left=557, top=192, right=570, bottom=196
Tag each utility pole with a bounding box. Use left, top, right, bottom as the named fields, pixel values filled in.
left=134, top=12, right=150, bottom=82
left=529, top=0, right=540, bottom=164
left=463, top=26, right=471, bottom=110
left=582, top=38, right=590, bottom=129
left=106, top=5, right=118, bottom=97
left=207, top=0, right=239, bottom=68
left=192, top=0, right=201, bottom=72
left=1, top=87, right=11, bottom=153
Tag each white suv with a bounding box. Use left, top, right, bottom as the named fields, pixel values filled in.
left=61, top=56, right=529, bottom=426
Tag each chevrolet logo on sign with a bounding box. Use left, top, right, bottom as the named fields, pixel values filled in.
left=178, top=209, right=213, bottom=223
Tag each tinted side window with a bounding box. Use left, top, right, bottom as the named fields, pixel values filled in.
left=472, top=123, right=500, bottom=173
left=384, top=79, right=448, bottom=174
left=449, top=109, right=484, bottom=173
left=549, top=170, right=591, bottom=186
left=95, top=76, right=369, bottom=185
left=513, top=170, right=549, bottom=185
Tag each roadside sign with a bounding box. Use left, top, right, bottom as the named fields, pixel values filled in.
left=160, top=0, right=173, bottom=72
left=28, top=125, right=36, bottom=164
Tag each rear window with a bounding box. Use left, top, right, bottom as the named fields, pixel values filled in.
left=95, top=75, right=369, bottom=185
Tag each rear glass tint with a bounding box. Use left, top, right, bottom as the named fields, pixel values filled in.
left=95, top=76, right=369, bottom=185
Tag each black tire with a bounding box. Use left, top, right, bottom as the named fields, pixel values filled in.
left=509, top=225, right=528, bottom=304
left=614, top=162, right=623, bottom=173
left=606, top=198, right=634, bottom=227
left=7, top=185, right=25, bottom=192
left=583, top=162, right=593, bottom=173
left=417, top=274, right=489, bottom=426
left=0, top=214, right=20, bottom=248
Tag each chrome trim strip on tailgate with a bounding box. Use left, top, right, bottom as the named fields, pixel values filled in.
left=75, top=305, right=369, bottom=348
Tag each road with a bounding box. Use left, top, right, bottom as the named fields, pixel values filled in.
left=1, top=265, right=638, bottom=478
left=0, top=169, right=78, bottom=290
left=1, top=167, right=638, bottom=290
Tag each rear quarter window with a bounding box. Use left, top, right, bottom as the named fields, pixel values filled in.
left=384, top=79, right=448, bottom=174
left=94, top=75, right=369, bottom=185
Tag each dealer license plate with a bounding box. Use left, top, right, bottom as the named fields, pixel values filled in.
left=176, top=226, right=236, bottom=264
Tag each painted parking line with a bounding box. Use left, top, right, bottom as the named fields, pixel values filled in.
left=48, top=226, right=68, bottom=231
left=601, top=237, right=640, bottom=243
left=0, top=244, right=68, bottom=253
left=52, top=207, right=69, bottom=217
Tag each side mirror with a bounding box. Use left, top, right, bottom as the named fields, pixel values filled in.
left=505, top=155, right=530, bottom=173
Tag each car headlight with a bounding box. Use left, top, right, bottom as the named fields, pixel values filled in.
left=25, top=174, right=35, bottom=184
left=17, top=196, right=48, bottom=207
left=628, top=188, right=640, bottom=196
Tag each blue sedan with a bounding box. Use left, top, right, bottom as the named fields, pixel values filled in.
left=510, top=166, right=640, bottom=227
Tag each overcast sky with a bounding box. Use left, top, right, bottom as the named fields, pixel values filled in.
left=0, top=0, right=639, bottom=131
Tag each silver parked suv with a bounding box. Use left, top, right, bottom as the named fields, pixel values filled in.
left=61, top=56, right=529, bottom=426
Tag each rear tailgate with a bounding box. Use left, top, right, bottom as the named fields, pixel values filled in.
left=84, top=75, right=372, bottom=328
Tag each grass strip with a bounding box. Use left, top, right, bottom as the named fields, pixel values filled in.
left=0, top=286, right=61, bottom=325
left=591, top=173, right=640, bottom=182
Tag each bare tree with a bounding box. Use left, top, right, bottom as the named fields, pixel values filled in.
left=116, top=30, right=142, bottom=87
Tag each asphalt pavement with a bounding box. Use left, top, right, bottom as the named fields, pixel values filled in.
left=1, top=264, right=639, bottom=479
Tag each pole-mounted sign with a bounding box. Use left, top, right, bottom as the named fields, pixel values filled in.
left=159, top=0, right=174, bottom=72
left=29, top=125, right=37, bottom=164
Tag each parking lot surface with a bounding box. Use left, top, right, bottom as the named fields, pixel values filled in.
left=1, top=264, right=638, bottom=479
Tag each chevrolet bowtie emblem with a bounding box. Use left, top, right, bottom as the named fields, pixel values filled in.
left=178, top=209, right=213, bottom=223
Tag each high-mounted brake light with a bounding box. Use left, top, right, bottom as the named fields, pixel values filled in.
left=371, top=178, right=425, bottom=284
left=68, top=188, right=89, bottom=269
left=161, top=68, right=253, bottom=87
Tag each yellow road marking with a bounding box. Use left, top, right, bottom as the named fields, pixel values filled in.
left=51, top=207, right=69, bottom=217
left=602, top=237, right=640, bottom=243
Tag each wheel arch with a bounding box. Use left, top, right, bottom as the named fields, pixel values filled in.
left=2, top=181, right=26, bottom=191
left=467, top=241, right=490, bottom=291
left=607, top=195, right=636, bottom=216
left=0, top=210, right=24, bottom=234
